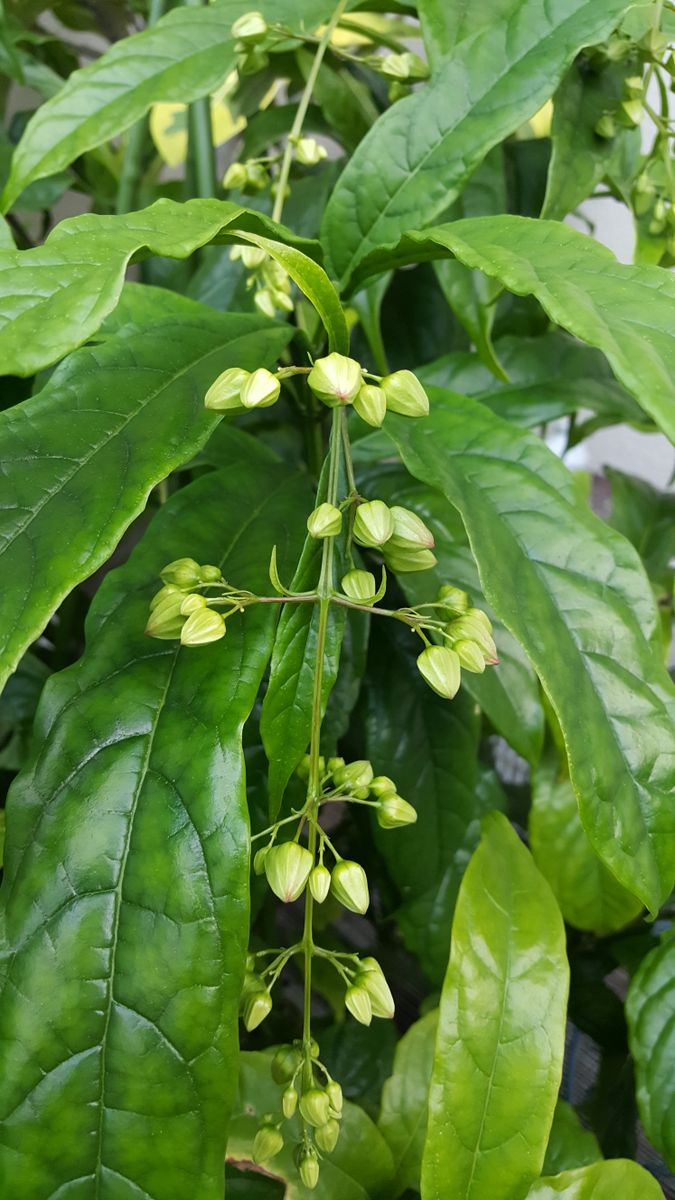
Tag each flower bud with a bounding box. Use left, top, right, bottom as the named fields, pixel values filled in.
left=326, top=1080, right=343, bottom=1114
left=252, top=1124, right=283, bottom=1163
left=330, top=860, right=370, bottom=914
left=231, top=11, right=268, bottom=43
left=383, top=544, right=437, bottom=573
left=300, top=1087, right=331, bottom=1128
left=307, top=502, right=342, bottom=539
left=353, top=383, right=387, bottom=428
left=327, top=756, right=345, bottom=774
left=294, top=137, right=327, bottom=166
left=377, top=792, right=417, bottom=829
left=621, top=98, right=642, bottom=126
left=341, top=569, right=376, bottom=603
left=150, top=584, right=182, bottom=610
left=264, top=842, right=313, bottom=903
left=594, top=113, right=616, bottom=139
left=381, top=369, right=429, bottom=417
left=180, top=608, right=226, bottom=646
left=282, top=1085, right=298, bottom=1118
left=417, top=645, right=461, bottom=699
left=353, top=500, right=394, bottom=548
left=200, top=564, right=222, bottom=583
left=180, top=593, right=207, bottom=616
left=388, top=506, right=435, bottom=551
left=240, top=367, right=281, bottom=410
left=160, top=557, right=202, bottom=588
left=241, top=245, right=267, bottom=270
left=243, top=985, right=272, bottom=1031
left=435, top=585, right=469, bottom=617
left=254, top=288, right=277, bottom=319
left=307, top=353, right=362, bottom=406
left=380, top=51, right=428, bottom=81
left=309, top=864, right=331, bottom=904
left=448, top=614, right=497, bottom=661
left=253, top=845, right=269, bottom=875
left=298, top=1148, right=320, bottom=1190
left=145, top=593, right=185, bottom=640
left=204, top=366, right=250, bottom=411
left=369, top=775, right=396, bottom=797
left=315, top=1118, right=341, bottom=1153
left=359, top=957, right=395, bottom=1019
left=271, top=1043, right=302, bottom=1084
left=222, top=162, right=249, bottom=190
left=453, top=639, right=487, bottom=674
left=332, top=760, right=373, bottom=790
left=345, top=983, right=372, bottom=1025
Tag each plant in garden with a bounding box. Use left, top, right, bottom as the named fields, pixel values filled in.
left=0, top=2, right=674, bottom=1200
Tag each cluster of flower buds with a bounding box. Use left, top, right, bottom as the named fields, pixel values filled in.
left=595, top=72, right=646, bottom=139
left=307, top=353, right=429, bottom=425
left=231, top=10, right=274, bottom=75
left=205, top=365, right=281, bottom=412
left=371, top=49, right=429, bottom=101
left=144, top=558, right=229, bottom=645
left=352, top=499, right=437, bottom=573
left=416, top=586, right=498, bottom=699
left=290, top=134, right=327, bottom=168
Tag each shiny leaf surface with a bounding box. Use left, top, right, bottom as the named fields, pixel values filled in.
left=625, top=938, right=675, bottom=1169
left=526, top=1161, right=663, bottom=1200
left=543, top=1102, right=603, bottom=1176
left=378, top=1010, right=438, bottom=1197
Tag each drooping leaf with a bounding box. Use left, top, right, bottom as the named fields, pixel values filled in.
left=526, top=1161, right=663, bottom=1200
left=0, top=286, right=293, bottom=692
left=625, top=938, right=675, bottom=1169
left=378, top=1010, right=438, bottom=1197
left=0, top=457, right=309, bottom=1199
left=543, top=1102, right=603, bottom=1177
left=321, top=0, right=630, bottom=285
left=388, top=392, right=675, bottom=914
left=530, top=754, right=643, bottom=935
left=0, top=197, right=322, bottom=376
left=349, top=216, right=675, bottom=442
left=421, top=812, right=569, bottom=1200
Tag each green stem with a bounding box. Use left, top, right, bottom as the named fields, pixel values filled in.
left=272, top=0, right=348, bottom=224
left=185, top=0, right=216, bottom=199
left=115, top=0, right=167, bottom=214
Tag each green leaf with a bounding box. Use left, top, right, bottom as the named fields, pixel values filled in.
left=606, top=467, right=675, bottom=588
left=526, top=1161, right=663, bottom=1200
left=0, top=197, right=320, bottom=376
left=321, top=0, right=630, bottom=286
left=0, top=0, right=347, bottom=210
left=0, top=458, right=309, bottom=1199
left=0, top=286, right=293, bottom=692
left=349, top=216, right=675, bottom=442
left=421, top=812, right=569, bottom=1200
left=530, top=754, right=643, bottom=935
left=0, top=652, right=50, bottom=772
left=388, top=392, right=675, bottom=914
left=378, top=1010, right=438, bottom=1197
left=626, top=938, right=675, bottom=1168
left=543, top=1102, right=603, bottom=1176
left=227, top=1051, right=395, bottom=1199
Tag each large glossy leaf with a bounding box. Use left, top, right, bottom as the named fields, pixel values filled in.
left=227, top=1051, right=395, bottom=1199
left=625, top=938, right=675, bottom=1168
left=388, top=392, right=675, bottom=914
left=0, top=458, right=309, bottom=1197
left=321, top=0, right=630, bottom=285
left=0, top=198, right=322, bottom=376
left=543, top=1102, right=602, bottom=1176
left=0, top=286, right=293, bottom=693
left=422, top=812, right=568, bottom=1200
left=526, top=1161, right=663, bottom=1200
left=0, top=0, right=349, bottom=210
left=530, top=755, right=643, bottom=935
left=378, top=1010, right=438, bottom=1197
left=349, top=216, right=675, bottom=441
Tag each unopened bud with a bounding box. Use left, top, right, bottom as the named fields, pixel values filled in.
left=383, top=544, right=437, bottom=573
left=253, top=845, right=269, bottom=875
left=417, top=645, right=461, bottom=699
left=222, top=162, right=248, bottom=190
left=299, top=1148, right=320, bottom=1190
left=326, top=1080, right=343, bottom=1114
left=379, top=51, right=428, bottom=81
left=341, top=569, right=376, bottom=603
left=309, top=864, right=331, bottom=904
left=254, top=288, right=277, bottom=319
left=353, top=500, right=394, bottom=548
left=453, top=639, right=486, bottom=673
left=180, top=608, right=226, bottom=646
left=353, top=383, right=387, bottom=428
left=307, top=352, right=362, bottom=406
left=200, top=564, right=222, bottom=583
left=150, top=584, right=182, bottom=610
left=240, top=367, right=280, bottom=410
left=594, top=113, right=616, bottom=139
left=377, top=793, right=417, bottom=829
left=315, top=1118, right=341, bottom=1152
left=145, top=592, right=184, bottom=640
left=232, top=11, right=268, bottom=43
left=621, top=98, right=642, bottom=126
left=205, top=366, right=250, bottom=411
left=330, top=860, right=370, bottom=914
left=327, top=756, right=345, bottom=774
left=345, top=983, right=372, bottom=1025
left=449, top=613, right=497, bottom=661
left=359, top=957, right=395, bottom=1018
left=241, top=244, right=266, bottom=270
left=333, top=760, right=373, bottom=790
left=264, top=842, right=313, bottom=902
left=282, top=1085, right=298, bottom=1118
left=252, top=1124, right=283, bottom=1163
left=294, top=136, right=327, bottom=166
left=381, top=369, right=429, bottom=417
left=307, top=502, right=342, bottom=539
left=435, top=585, right=469, bottom=616
left=388, top=505, right=435, bottom=551
left=300, top=1087, right=331, bottom=1127
left=271, top=1043, right=302, bottom=1084
left=369, top=775, right=396, bottom=797
left=624, top=75, right=643, bottom=97
left=160, top=557, right=202, bottom=588
left=180, top=593, right=207, bottom=615
left=243, top=986, right=272, bottom=1031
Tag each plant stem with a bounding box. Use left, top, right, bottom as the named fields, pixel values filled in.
left=116, top=0, right=166, bottom=214
left=185, top=0, right=216, bottom=198
left=272, top=0, right=348, bottom=224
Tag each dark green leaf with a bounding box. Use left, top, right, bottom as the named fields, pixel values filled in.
left=606, top=467, right=675, bottom=588
left=626, top=938, right=675, bottom=1169
left=543, top=1102, right=603, bottom=1176
left=526, top=1161, right=663, bottom=1199
left=0, top=652, right=50, bottom=772
left=378, top=1010, right=438, bottom=1197
left=320, top=1019, right=397, bottom=1113
left=0, top=457, right=309, bottom=1198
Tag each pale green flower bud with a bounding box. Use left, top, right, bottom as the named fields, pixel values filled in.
left=341, top=569, right=376, bottom=603
left=307, top=352, right=363, bottom=406
left=621, top=98, right=642, bottom=126
left=453, top=639, right=486, bottom=674
left=417, top=645, right=461, bottom=699
left=145, top=593, right=184, bottom=640
left=200, top=564, right=222, bottom=583
left=353, top=500, right=394, bottom=548
left=299, top=1148, right=320, bottom=1190
left=300, top=1087, right=331, bottom=1127
left=204, top=366, right=250, bottom=411
left=380, top=50, right=429, bottom=81
left=352, top=786, right=370, bottom=800
left=160, top=557, right=202, bottom=588
left=271, top=1043, right=302, bottom=1084
left=448, top=614, right=497, bottom=661
left=232, top=11, right=268, bottom=43
left=383, top=544, right=437, bottom=573
left=326, top=1080, right=343, bottom=1114
left=240, top=367, right=281, bottom=410
left=241, top=245, right=266, bottom=270
left=327, top=756, right=345, bottom=774
left=594, top=113, right=616, bottom=139
left=345, top=983, right=372, bottom=1025
left=435, top=585, right=469, bottom=617
left=377, top=792, right=417, bottom=829
left=222, top=162, right=249, bottom=190
left=369, top=775, right=396, bottom=797
left=307, top=502, right=342, bottom=539
left=282, top=1085, right=298, bottom=1118
left=243, top=985, right=272, bottom=1031
left=315, top=1118, right=341, bottom=1153
left=294, top=137, right=327, bottom=166
left=252, top=1124, right=283, bottom=1163
left=353, top=383, right=387, bottom=428
left=309, top=864, right=331, bottom=904
left=330, top=860, right=370, bottom=914
left=253, top=845, right=269, bottom=875
left=264, top=842, right=313, bottom=902
left=180, top=608, right=226, bottom=646
left=269, top=287, right=294, bottom=314
left=333, top=760, right=373, bottom=790
left=388, top=505, right=435, bottom=551
left=624, top=75, right=643, bottom=97
left=180, top=593, right=207, bottom=616
left=254, top=288, right=277, bottom=319
left=150, top=584, right=183, bottom=610
left=381, top=369, right=429, bottom=416
left=359, top=957, right=395, bottom=1019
